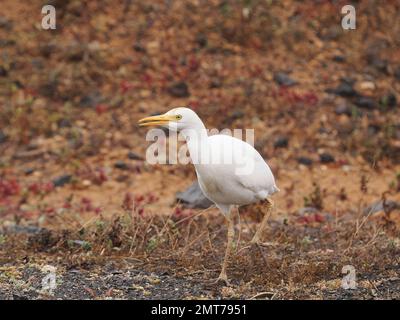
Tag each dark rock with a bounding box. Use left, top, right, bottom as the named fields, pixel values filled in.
left=368, top=56, right=388, bottom=73
left=274, top=136, right=289, bottom=148
left=230, top=110, right=244, bottom=119
left=298, top=207, right=318, bottom=215
left=0, top=130, right=7, bottom=144
left=133, top=42, right=146, bottom=52
left=196, top=33, right=208, bottom=48
left=128, top=151, right=143, bottom=161
left=332, top=55, right=345, bottom=63
left=176, top=181, right=213, bottom=209
left=363, top=200, right=400, bottom=215
left=13, top=80, right=24, bottom=89
left=297, top=157, right=313, bottom=166
left=79, top=92, right=102, bottom=108
left=0, top=39, right=15, bottom=47
left=395, top=66, right=400, bottom=81
left=335, top=103, right=353, bottom=116
left=0, top=16, right=13, bottom=30
left=57, top=118, right=72, bottom=128
left=380, top=93, right=397, bottom=109
left=326, top=79, right=357, bottom=97
left=39, top=80, right=58, bottom=98
left=354, top=96, right=375, bottom=109
left=66, top=43, right=85, bottom=62
left=321, top=25, right=342, bottom=40
left=13, top=294, right=29, bottom=300
left=367, top=124, right=381, bottom=136
left=31, top=58, right=44, bottom=70
left=114, top=161, right=129, bottom=170
left=224, top=110, right=244, bottom=124
left=167, top=81, right=190, bottom=98
left=4, top=225, right=44, bottom=235
left=39, top=43, right=57, bottom=58
left=209, top=78, right=222, bottom=89
left=319, top=126, right=329, bottom=134
left=69, top=240, right=91, bottom=250
left=320, top=153, right=335, bottom=163
left=273, top=72, right=297, bottom=86
left=52, top=174, right=72, bottom=187
left=0, top=65, right=8, bottom=77
left=24, top=168, right=35, bottom=175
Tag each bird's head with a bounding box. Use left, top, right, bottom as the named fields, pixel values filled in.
left=138, top=107, right=204, bottom=132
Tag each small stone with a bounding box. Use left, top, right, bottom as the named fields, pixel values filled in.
left=297, top=157, right=313, bottom=166
left=196, top=33, right=208, bottom=48
left=133, top=42, right=146, bottom=52
left=5, top=225, right=43, bottom=235
left=273, top=72, right=297, bottom=86
left=274, top=136, right=289, bottom=148
left=369, top=57, right=388, bottom=73
left=128, top=151, right=143, bottom=160
left=31, top=58, right=44, bottom=70
left=357, top=81, right=375, bottom=92
left=326, top=79, right=357, bottom=97
left=209, top=78, right=222, bottom=89
left=114, top=161, right=129, bottom=170
left=354, top=96, right=376, bottom=109
left=0, top=130, right=8, bottom=144
left=80, top=92, right=102, bottom=108
left=320, top=153, right=335, bottom=163
left=52, top=174, right=72, bottom=187
left=335, top=103, right=352, bottom=116
left=321, top=25, right=342, bottom=40
left=0, top=16, right=13, bottom=30
left=0, top=66, right=8, bottom=77
left=24, top=168, right=35, bottom=175
left=176, top=181, right=213, bottom=209
left=395, top=66, right=400, bottom=81
left=363, top=200, right=400, bottom=215
left=167, top=82, right=190, bottom=98
left=298, top=207, right=318, bottom=215
left=332, top=55, right=345, bottom=63
left=146, top=40, right=160, bottom=55
left=82, top=179, right=91, bottom=187
left=57, top=118, right=71, bottom=128
left=380, top=93, right=397, bottom=109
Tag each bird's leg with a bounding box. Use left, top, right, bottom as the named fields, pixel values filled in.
left=251, top=199, right=273, bottom=246
left=214, top=211, right=235, bottom=285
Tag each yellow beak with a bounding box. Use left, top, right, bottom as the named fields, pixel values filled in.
left=137, top=114, right=176, bottom=127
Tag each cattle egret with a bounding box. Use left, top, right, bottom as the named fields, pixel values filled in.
left=138, top=107, right=279, bottom=284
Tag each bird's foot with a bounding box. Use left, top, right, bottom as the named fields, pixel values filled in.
left=250, top=240, right=272, bottom=248
left=247, top=240, right=269, bottom=265
left=207, top=273, right=230, bottom=286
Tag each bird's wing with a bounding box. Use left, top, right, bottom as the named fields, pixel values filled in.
left=207, top=135, right=277, bottom=197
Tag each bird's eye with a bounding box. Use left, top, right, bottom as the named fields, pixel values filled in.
left=176, top=114, right=182, bottom=120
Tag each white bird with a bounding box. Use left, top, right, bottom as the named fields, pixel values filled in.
left=138, top=107, right=279, bottom=284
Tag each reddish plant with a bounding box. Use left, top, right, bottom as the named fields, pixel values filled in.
left=95, top=104, right=108, bottom=115
left=28, top=182, right=54, bottom=195
left=0, top=179, right=20, bottom=198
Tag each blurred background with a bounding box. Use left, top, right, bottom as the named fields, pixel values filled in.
left=1, top=0, right=399, bottom=218
left=0, top=0, right=399, bottom=299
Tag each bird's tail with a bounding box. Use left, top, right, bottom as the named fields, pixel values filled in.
left=273, top=185, right=280, bottom=193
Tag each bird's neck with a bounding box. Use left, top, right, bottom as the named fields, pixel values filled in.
left=181, top=124, right=208, bottom=165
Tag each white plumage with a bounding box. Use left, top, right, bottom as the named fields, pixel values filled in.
left=194, top=134, right=279, bottom=214
left=139, top=107, right=279, bottom=284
